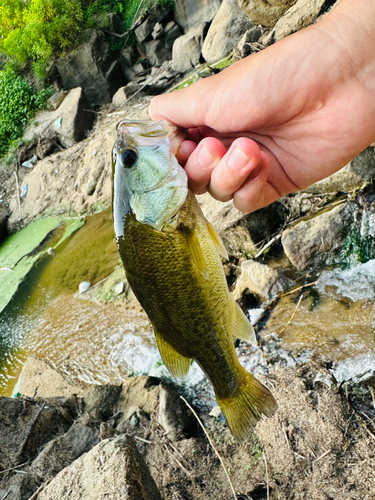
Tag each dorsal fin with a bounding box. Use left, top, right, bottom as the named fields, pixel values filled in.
left=154, top=327, right=192, bottom=379
left=230, top=296, right=256, bottom=343
left=205, top=219, right=228, bottom=260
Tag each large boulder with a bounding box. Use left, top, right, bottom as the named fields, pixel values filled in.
left=134, top=6, right=171, bottom=43
left=174, top=0, right=221, bottom=31
left=239, top=0, right=298, bottom=27
left=55, top=31, right=125, bottom=104
left=22, top=87, right=95, bottom=149
left=202, top=0, right=253, bottom=64
left=172, top=23, right=207, bottom=73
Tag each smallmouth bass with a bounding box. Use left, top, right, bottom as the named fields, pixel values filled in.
left=112, top=120, right=277, bottom=442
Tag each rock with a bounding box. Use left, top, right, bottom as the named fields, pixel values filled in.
left=281, top=201, right=357, bottom=271
left=267, top=0, right=327, bottom=43
left=239, top=0, right=298, bottom=27
left=55, top=31, right=125, bottom=104
left=112, top=82, right=143, bottom=107
left=238, top=26, right=263, bottom=56
left=134, top=6, right=170, bottom=43
left=306, top=147, right=375, bottom=195
left=172, top=23, right=207, bottom=73
left=233, top=260, right=295, bottom=302
left=47, top=90, right=69, bottom=110
left=144, top=37, right=172, bottom=67
left=83, top=384, right=122, bottom=422
left=152, top=22, right=164, bottom=40
left=79, top=280, right=91, bottom=293
left=37, top=435, right=162, bottom=500
left=157, top=386, right=196, bottom=440
left=0, top=204, right=9, bottom=244
left=14, top=356, right=85, bottom=398
left=116, top=376, right=161, bottom=425
left=114, top=281, right=125, bottom=295
left=202, top=0, right=253, bottom=64
left=23, top=87, right=95, bottom=149
left=0, top=397, right=76, bottom=470
left=31, top=423, right=99, bottom=481
left=174, top=0, right=221, bottom=31
left=164, top=21, right=182, bottom=49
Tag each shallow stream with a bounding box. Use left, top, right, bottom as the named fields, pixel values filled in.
left=0, top=208, right=374, bottom=397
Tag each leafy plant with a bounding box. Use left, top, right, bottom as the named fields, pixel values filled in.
left=0, top=65, right=52, bottom=155
left=0, top=0, right=83, bottom=77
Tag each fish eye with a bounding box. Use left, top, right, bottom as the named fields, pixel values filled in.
left=121, top=149, right=138, bottom=168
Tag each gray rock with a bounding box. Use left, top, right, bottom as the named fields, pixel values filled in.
left=172, top=23, right=207, bottom=73
left=174, top=0, right=221, bottom=31
left=306, top=147, right=375, bottom=195
left=265, top=0, right=327, bottom=43
left=83, top=384, right=122, bottom=422
left=134, top=6, right=170, bottom=43
left=202, top=0, right=253, bottom=64
left=233, top=260, right=295, bottom=302
left=37, top=435, right=162, bottom=500
left=281, top=201, right=357, bottom=270
left=47, top=91, right=68, bottom=111
left=164, top=21, right=182, bottom=49
left=31, top=423, right=99, bottom=481
left=144, top=37, right=172, bottom=67
left=0, top=204, right=9, bottom=244
left=112, top=83, right=143, bottom=107
left=152, top=22, right=164, bottom=39
left=239, top=0, right=298, bottom=27
left=237, top=27, right=263, bottom=57
left=157, top=386, right=196, bottom=440
left=55, top=31, right=125, bottom=104
left=23, top=87, right=95, bottom=149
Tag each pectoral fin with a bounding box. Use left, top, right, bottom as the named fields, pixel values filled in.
left=181, top=224, right=208, bottom=279
left=231, top=297, right=256, bottom=343
left=205, top=219, right=228, bottom=260
left=154, top=328, right=192, bottom=379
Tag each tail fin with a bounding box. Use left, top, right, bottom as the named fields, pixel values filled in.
left=217, top=369, right=277, bottom=443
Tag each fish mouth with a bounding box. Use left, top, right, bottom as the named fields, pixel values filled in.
left=117, top=119, right=186, bottom=154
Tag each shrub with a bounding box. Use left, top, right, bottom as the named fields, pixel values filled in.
left=1, top=0, right=83, bottom=77
left=0, top=66, right=52, bottom=155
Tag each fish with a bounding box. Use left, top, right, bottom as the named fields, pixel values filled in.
left=112, top=119, right=277, bottom=442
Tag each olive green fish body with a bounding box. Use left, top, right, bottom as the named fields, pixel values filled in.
left=119, top=191, right=244, bottom=400
left=112, top=120, right=277, bottom=442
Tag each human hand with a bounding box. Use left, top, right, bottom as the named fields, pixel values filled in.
left=150, top=0, right=375, bottom=213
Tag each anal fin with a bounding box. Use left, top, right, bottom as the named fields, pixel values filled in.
left=231, top=296, right=256, bottom=343
left=154, top=328, right=192, bottom=379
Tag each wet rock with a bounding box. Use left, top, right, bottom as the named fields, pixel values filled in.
left=37, top=435, right=162, bottom=500
left=239, top=0, right=298, bottom=27
left=23, top=87, right=95, bottom=149
left=174, top=0, right=221, bottom=31
left=281, top=201, right=357, bottom=270
left=55, top=31, right=125, bottom=104
left=306, top=147, right=375, bottom=195
left=83, top=385, right=122, bottom=422
left=233, top=260, right=295, bottom=302
left=172, top=23, right=207, bottom=73
left=202, top=0, right=253, bottom=64
left=157, top=386, right=197, bottom=440
left=31, top=422, right=99, bottom=481
left=265, top=0, right=328, bottom=43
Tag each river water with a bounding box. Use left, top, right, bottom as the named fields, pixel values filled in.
left=0, top=208, right=374, bottom=397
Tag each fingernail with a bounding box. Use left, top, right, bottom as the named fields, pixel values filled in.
left=227, top=145, right=251, bottom=171
left=248, top=164, right=262, bottom=180
left=196, top=145, right=217, bottom=168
